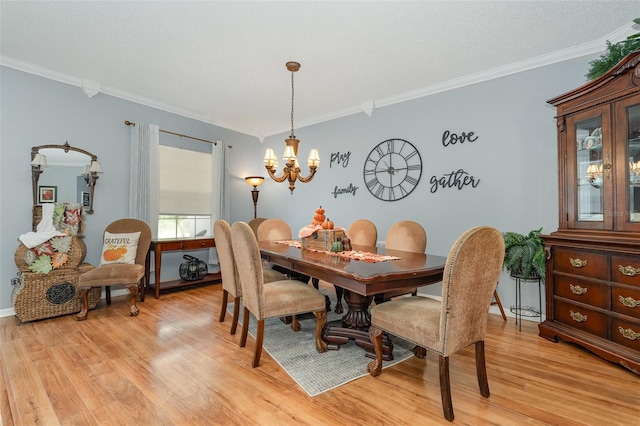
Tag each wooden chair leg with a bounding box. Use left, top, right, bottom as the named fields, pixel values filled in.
left=314, top=310, right=328, bottom=353
left=311, top=277, right=319, bottom=289
left=240, top=307, right=250, bottom=347
left=290, top=315, right=300, bottom=332
left=252, top=319, right=265, bottom=368
left=475, top=341, right=490, bottom=397
left=76, top=288, right=89, bottom=321
left=127, top=285, right=139, bottom=316
left=230, top=296, right=240, bottom=335
left=439, top=355, right=454, bottom=422
left=367, top=326, right=384, bottom=376
left=106, top=286, right=111, bottom=305
left=492, top=289, right=507, bottom=321
left=219, top=290, right=229, bottom=322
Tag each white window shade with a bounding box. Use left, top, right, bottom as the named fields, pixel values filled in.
left=160, top=146, right=212, bottom=214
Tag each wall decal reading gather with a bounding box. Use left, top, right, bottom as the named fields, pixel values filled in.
left=332, top=183, right=359, bottom=198
left=442, top=130, right=478, bottom=147
left=430, top=169, right=480, bottom=193
left=330, top=151, right=351, bottom=168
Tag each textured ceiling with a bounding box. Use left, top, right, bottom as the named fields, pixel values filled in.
left=1, top=1, right=638, bottom=139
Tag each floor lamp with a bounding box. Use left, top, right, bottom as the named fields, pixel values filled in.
left=245, top=176, right=265, bottom=219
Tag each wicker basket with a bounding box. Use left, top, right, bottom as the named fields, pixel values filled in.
left=14, top=236, right=87, bottom=272
left=11, top=263, right=100, bottom=323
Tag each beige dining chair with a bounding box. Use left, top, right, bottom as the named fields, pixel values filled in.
left=256, top=218, right=292, bottom=241
left=312, top=219, right=378, bottom=313
left=376, top=220, right=427, bottom=302
left=231, top=221, right=328, bottom=367
left=367, top=226, right=504, bottom=422
left=214, top=220, right=287, bottom=335
left=248, top=217, right=268, bottom=239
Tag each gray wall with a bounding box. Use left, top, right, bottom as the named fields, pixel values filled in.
left=1, top=55, right=594, bottom=318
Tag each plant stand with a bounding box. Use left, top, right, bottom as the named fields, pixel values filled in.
left=509, top=273, right=543, bottom=331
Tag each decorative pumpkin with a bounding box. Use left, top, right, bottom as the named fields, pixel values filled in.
left=326, top=218, right=334, bottom=229
left=313, top=213, right=325, bottom=222
left=331, top=239, right=343, bottom=252
left=321, top=220, right=329, bottom=229
left=103, top=246, right=125, bottom=262
left=316, top=205, right=325, bottom=215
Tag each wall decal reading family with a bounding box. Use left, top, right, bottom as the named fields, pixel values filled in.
left=330, top=151, right=351, bottom=168
left=331, top=183, right=359, bottom=198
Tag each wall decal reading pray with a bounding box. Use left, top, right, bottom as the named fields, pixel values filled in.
left=442, top=130, right=478, bottom=147
left=331, top=183, right=359, bottom=198
left=430, top=169, right=480, bottom=193
left=330, top=151, right=351, bottom=168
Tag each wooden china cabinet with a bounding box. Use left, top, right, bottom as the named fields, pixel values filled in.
left=540, top=51, right=640, bottom=375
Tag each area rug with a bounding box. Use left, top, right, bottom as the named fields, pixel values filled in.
left=230, top=289, right=416, bottom=397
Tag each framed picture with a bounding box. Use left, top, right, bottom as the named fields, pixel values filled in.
left=82, top=191, right=91, bottom=208
left=38, top=186, right=57, bottom=203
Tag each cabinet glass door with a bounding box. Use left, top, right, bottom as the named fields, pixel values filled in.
left=615, top=96, right=640, bottom=231
left=576, top=116, right=604, bottom=220
left=567, top=107, right=612, bottom=230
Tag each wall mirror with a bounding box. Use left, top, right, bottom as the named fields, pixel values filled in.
left=31, top=141, right=102, bottom=214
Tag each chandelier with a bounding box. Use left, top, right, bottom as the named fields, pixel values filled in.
left=263, top=61, right=320, bottom=194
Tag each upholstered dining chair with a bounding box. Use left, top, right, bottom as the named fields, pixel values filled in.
left=76, top=218, right=152, bottom=321
left=248, top=217, right=268, bottom=239
left=367, top=226, right=505, bottom=422
left=312, top=219, right=378, bottom=313
left=375, top=220, right=427, bottom=302
left=256, top=218, right=292, bottom=241
left=214, top=219, right=287, bottom=335
left=231, top=221, right=328, bottom=367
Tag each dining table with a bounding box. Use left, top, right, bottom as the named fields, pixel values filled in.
left=259, top=240, right=447, bottom=360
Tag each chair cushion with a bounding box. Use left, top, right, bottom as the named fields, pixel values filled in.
left=78, top=264, right=145, bottom=288
left=371, top=296, right=442, bottom=351
left=100, top=231, right=140, bottom=265
left=261, top=280, right=326, bottom=319
left=263, top=267, right=288, bottom=283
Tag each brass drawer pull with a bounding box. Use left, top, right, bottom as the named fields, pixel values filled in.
left=569, top=258, right=587, bottom=268
left=618, top=295, right=640, bottom=309
left=569, top=284, right=587, bottom=295
left=618, top=326, right=640, bottom=341
left=570, top=311, right=587, bottom=322
left=618, top=265, right=640, bottom=277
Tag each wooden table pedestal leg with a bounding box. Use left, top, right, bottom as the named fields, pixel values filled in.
left=322, top=289, right=394, bottom=360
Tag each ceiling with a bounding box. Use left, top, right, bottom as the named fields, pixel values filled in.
left=1, top=1, right=638, bottom=139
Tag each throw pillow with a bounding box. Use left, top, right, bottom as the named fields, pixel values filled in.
left=100, top=231, right=141, bottom=266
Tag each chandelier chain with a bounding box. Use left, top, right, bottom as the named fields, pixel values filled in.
left=290, top=69, right=295, bottom=138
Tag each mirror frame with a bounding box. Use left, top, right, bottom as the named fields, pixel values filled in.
left=31, top=141, right=100, bottom=214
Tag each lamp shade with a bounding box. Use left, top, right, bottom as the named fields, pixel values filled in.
left=307, top=149, right=320, bottom=167
left=282, top=145, right=297, bottom=162
left=88, top=160, right=102, bottom=173
left=30, top=154, right=48, bottom=167
left=245, top=176, right=265, bottom=188
left=263, top=148, right=278, bottom=167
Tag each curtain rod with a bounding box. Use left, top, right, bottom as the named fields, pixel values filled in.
left=124, top=120, right=222, bottom=146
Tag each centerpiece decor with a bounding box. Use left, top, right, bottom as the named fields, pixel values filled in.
left=300, top=206, right=345, bottom=251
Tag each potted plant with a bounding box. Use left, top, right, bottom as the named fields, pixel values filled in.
left=503, top=227, right=546, bottom=280
left=586, top=18, right=640, bottom=80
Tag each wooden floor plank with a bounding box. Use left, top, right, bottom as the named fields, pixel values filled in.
left=1, top=283, right=638, bottom=425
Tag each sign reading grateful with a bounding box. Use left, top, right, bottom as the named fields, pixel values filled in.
left=429, top=130, right=481, bottom=193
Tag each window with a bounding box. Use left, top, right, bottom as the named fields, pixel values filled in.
left=158, top=146, right=212, bottom=239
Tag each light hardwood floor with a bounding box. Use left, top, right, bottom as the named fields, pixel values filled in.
left=1, top=283, right=638, bottom=425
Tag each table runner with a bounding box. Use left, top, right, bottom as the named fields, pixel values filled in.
left=273, top=240, right=400, bottom=263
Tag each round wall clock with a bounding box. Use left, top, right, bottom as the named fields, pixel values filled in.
left=363, top=138, right=422, bottom=201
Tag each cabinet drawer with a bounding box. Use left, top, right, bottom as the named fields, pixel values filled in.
left=554, top=248, right=607, bottom=280
left=554, top=275, right=609, bottom=309
left=554, top=299, right=608, bottom=338
left=157, top=242, right=182, bottom=251
left=612, top=286, right=640, bottom=318
left=182, top=239, right=215, bottom=250
left=611, top=317, right=640, bottom=351
left=611, top=255, right=640, bottom=286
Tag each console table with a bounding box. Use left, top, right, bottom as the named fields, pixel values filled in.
left=147, top=237, right=221, bottom=299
